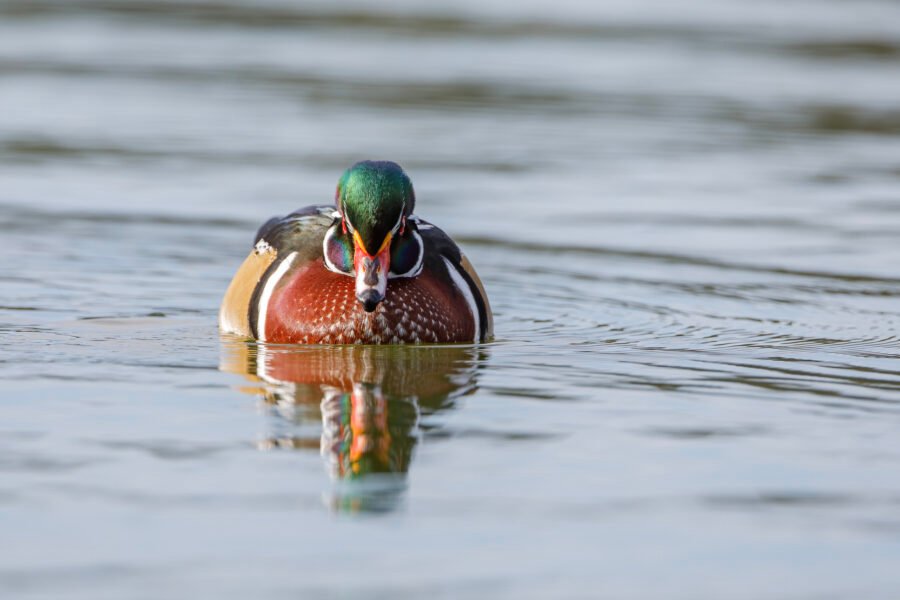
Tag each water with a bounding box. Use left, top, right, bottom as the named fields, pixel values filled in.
left=2, top=0, right=900, bottom=597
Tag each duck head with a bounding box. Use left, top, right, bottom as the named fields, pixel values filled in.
left=335, top=160, right=417, bottom=312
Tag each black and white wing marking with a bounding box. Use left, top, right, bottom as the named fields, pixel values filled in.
left=247, top=204, right=338, bottom=339
left=412, top=216, right=492, bottom=342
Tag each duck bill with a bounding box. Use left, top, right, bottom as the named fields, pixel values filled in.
left=353, top=232, right=391, bottom=313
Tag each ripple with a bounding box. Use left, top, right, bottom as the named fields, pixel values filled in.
left=0, top=133, right=530, bottom=173
left=2, top=0, right=900, bottom=595
left=92, top=439, right=242, bottom=460
left=786, top=39, right=900, bottom=60
left=704, top=491, right=859, bottom=508
left=463, top=236, right=900, bottom=285
left=0, top=454, right=99, bottom=473
left=641, top=425, right=770, bottom=439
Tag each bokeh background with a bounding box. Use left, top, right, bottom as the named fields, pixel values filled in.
left=2, top=1, right=900, bottom=598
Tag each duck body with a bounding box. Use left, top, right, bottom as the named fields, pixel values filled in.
left=219, top=162, right=492, bottom=345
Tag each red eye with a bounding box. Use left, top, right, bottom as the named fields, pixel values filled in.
left=399, top=216, right=406, bottom=236
left=342, top=219, right=348, bottom=234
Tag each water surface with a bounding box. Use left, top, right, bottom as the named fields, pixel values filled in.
left=2, top=1, right=900, bottom=598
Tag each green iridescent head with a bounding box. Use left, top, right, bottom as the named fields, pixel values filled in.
left=335, top=160, right=415, bottom=256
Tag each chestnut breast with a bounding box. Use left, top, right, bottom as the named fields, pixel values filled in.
left=262, top=262, right=475, bottom=344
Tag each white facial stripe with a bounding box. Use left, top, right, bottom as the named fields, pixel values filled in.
left=390, top=204, right=405, bottom=235
left=257, top=252, right=297, bottom=342
left=442, top=256, right=480, bottom=343
left=341, top=204, right=356, bottom=234
left=322, top=224, right=353, bottom=276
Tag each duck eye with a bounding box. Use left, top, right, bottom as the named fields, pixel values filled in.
left=390, top=231, right=422, bottom=277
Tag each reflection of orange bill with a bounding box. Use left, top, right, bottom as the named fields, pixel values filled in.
left=348, top=387, right=391, bottom=466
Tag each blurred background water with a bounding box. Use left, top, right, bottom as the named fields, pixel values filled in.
left=2, top=0, right=900, bottom=598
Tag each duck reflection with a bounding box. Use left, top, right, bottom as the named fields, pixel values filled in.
left=320, top=383, right=417, bottom=481
left=220, top=340, right=482, bottom=513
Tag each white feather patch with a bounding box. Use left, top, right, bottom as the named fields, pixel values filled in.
left=442, top=256, right=480, bottom=343
left=409, top=215, right=434, bottom=230
left=257, top=252, right=297, bottom=342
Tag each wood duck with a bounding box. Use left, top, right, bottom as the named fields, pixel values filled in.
left=220, top=160, right=492, bottom=344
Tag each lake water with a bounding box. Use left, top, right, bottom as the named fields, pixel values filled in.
left=2, top=1, right=900, bottom=598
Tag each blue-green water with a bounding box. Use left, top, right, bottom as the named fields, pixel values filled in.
left=2, top=1, right=900, bottom=598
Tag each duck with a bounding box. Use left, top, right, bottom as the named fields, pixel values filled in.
left=219, top=160, right=492, bottom=344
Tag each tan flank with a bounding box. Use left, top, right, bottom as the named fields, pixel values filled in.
left=219, top=247, right=277, bottom=337
left=460, top=254, right=493, bottom=339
